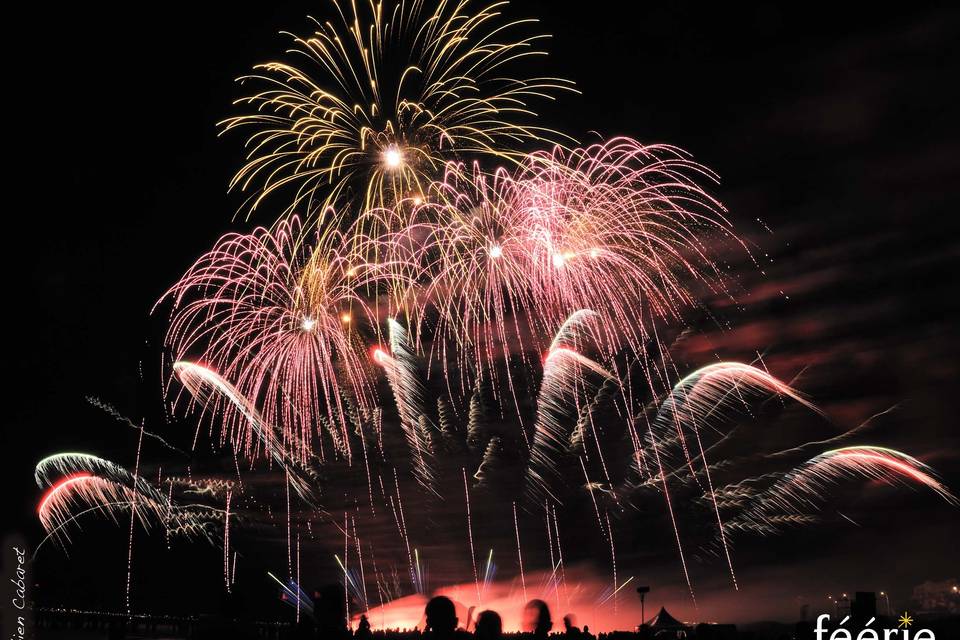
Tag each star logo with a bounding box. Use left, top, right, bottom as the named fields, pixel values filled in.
left=898, top=612, right=913, bottom=628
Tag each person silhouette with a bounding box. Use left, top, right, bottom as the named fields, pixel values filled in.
left=355, top=614, right=372, bottom=640
left=582, top=624, right=594, bottom=640
left=474, top=610, right=503, bottom=640
left=563, top=614, right=582, bottom=638
left=522, top=599, right=552, bottom=640
left=424, top=595, right=462, bottom=639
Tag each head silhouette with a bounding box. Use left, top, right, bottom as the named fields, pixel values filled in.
left=475, top=610, right=503, bottom=640
left=523, top=599, right=552, bottom=637
left=425, top=595, right=458, bottom=636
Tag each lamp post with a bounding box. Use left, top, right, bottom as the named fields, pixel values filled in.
left=637, top=586, right=650, bottom=626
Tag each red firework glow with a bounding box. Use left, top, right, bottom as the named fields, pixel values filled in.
left=354, top=567, right=701, bottom=633
left=37, top=473, right=94, bottom=516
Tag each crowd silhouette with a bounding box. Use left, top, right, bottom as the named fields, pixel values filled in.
left=290, top=594, right=687, bottom=640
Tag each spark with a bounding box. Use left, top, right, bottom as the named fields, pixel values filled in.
left=126, top=424, right=144, bottom=617
left=463, top=468, right=482, bottom=605
left=513, top=502, right=527, bottom=603
left=383, top=146, right=403, bottom=170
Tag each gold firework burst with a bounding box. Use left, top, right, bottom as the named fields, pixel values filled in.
left=221, top=0, right=575, bottom=236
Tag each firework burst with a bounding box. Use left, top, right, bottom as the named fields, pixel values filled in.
left=157, top=216, right=388, bottom=466
left=221, top=0, right=574, bottom=231
left=377, top=137, right=741, bottom=402
left=511, top=138, right=744, bottom=360
left=386, top=162, right=543, bottom=397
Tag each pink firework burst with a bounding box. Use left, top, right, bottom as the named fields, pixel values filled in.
left=376, top=137, right=745, bottom=401
left=511, top=137, right=745, bottom=360
left=157, top=216, right=387, bottom=465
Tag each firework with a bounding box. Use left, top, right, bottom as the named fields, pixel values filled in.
left=43, top=1, right=957, bottom=609
left=525, top=310, right=613, bottom=504
left=391, top=162, right=544, bottom=398
left=35, top=452, right=161, bottom=500
left=36, top=469, right=220, bottom=548
left=158, top=217, right=387, bottom=468
left=638, top=361, right=820, bottom=486
left=374, top=319, right=436, bottom=493
left=221, top=0, right=573, bottom=229
left=626, top=362, right=819, bottom=593
left=510, top=138, right=745, bottom=361
left=375, top=138, right=743, bottom=403
left=172, top=361, right=317, bottom=502
left=726, top=446, right=960, bottom=537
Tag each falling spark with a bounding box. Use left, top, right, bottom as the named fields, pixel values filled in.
left=513, top=502, right=527, bottom=603
left=224, top=488, right=232, bottom=592
left=463, top=468, right=482, bottom=605
left=125, top=424, right=145, bottom=617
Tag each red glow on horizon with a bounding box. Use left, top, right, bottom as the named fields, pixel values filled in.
left=350, top=569, right=703, bottom=633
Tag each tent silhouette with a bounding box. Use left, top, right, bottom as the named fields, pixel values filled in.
left=644, top=606, right=686, bottom=630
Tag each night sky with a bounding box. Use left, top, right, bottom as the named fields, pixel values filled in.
left=6, top=1, right=960, bottom=628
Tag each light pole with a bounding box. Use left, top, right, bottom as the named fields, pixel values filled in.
left=637, top=586, right=650, bottom=626
left=880, top=591, right=891, bottom=616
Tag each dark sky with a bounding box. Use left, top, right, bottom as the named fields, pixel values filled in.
left=6, top=1, right=960, bottom=627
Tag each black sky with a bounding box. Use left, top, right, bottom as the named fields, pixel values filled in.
left=6, top=1, right=960, bottom=624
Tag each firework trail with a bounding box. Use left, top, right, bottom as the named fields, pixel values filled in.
left=643, top=408, right=697, bottom=607
left=481, top=549, right=497, bottom=602
left=551, top=504, right=568, bottom=609
left=352, top=516, right=370, bottom=610
left=525, top=310, right=612, bottom=504
left=725, top=446, right=959, bottom=537
left=173, top=361, right=317, bottom=502
left=392, top=469, right=418, bottom=593
left=269, top=571, right=315, bottom=618
left=224, top=488, right=232, bottom=591
left=764, top=404, right=897, bottom=460
left=36, top=478, right=218, bottom=548
left=544, top=501, right=555, bottom=596
left=37, top=474, right=138, bottom=538
left=634, top=362, right=819, bottom=488
left=35, top=453, right=163, bottom=501
left=85, top=396, right=187, bottom=456
left=616, top=362, right=818, bottom=595
left=650, top=362, right=808, bottom=590
left=463, top=468, right=482, bottom=605
left=466, top=380, right=491, bottom=453
left=373, top=319, right=436, bottom=493
left=604, top=511, right=617, bottom=614
left=221, top=0, right=574, bottom=226
left=35, top=454, right=225, bottom=551
left=512, top=502, right=527, bottom=603
left=473, top=436, right=505, bottom=483
left=125, top=425, right=145, bottom=616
